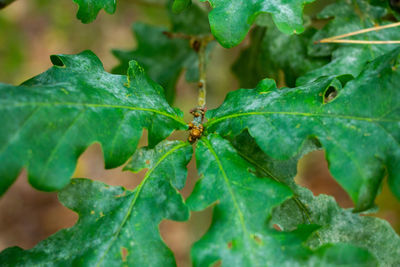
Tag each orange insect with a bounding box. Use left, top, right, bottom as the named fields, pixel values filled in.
left=188, top=122, right=204, bottom=143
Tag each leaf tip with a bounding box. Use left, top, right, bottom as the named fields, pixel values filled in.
left=256, top=78, right=277, bottom=92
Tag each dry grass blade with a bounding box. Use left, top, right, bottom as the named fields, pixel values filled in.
left=316, top=22, right=400, bottom=45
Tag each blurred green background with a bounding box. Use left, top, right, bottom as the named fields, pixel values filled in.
left=0, top=1, right=399, bottom=266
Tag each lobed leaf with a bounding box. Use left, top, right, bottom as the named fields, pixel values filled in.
left=200, top=0, right=315, bottom=48
left=206, top=48, right=400, bottom=210
left=187, top=134, right=376, bottom=266
left=298, top=0, right=400, bottom=85
left=0, top=140, right=192, bottom=266
left=272, top=186, right=400, bottom=266
left=232, top=130, right=400, bottom=266
left=72, top=0, right=117, bottom=23
left=0, top=50, right=186, bottom=194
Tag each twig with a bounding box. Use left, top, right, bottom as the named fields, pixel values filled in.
left=196, top=35, right=214, bottom=108
left=316, top=21, right=400, bottom=44
left=164, top=31, right=214, bottom=107
left=197, top=40, right=207, bottom=108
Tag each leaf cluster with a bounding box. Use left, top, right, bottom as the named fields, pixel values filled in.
left=0, top=0, right=399, bottom=266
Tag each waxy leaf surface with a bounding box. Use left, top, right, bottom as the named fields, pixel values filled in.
left=201, top=0, right=315, bottom=48
left=272, top=186, right=400, bottom=266
left=0, top=51, right=186, bottom=194
left=298, top=0, right=400, bottom=85
left=187, top=134, right=375, bottom=266
left=206, top=49, right=400, bottom=210
left=72, top=0, right=117, bottom=23
left=0, top=140, right=192, bottom=266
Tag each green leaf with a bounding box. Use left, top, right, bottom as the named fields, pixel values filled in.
left=232, top=130, right=400, bottom=266
left=298, top=0, right=400, bottom=85
left=172, top=0, right=192, bottom=13
left=206, top=48, right=400, bottom=211
left=230, top=130, right=320, bottom=187
left=72, top=0, right=117, bottom=23
left=113, top=2, right=210, bottom=104
left=272, top=186, right=400, bottom=266
left=124, top=140, right=192, bottom=190
left=232, top=24, right=329, bottom=88
left=0, top=140, right=192, bottom=266
left=187, top=134, right=376, bottom=266
left=168, top=0, right=210, bottom=35
left=0, top=50, right=186, bottom=195
left=200, top=0, right=315, bottom=48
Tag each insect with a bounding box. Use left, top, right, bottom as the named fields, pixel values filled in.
left=188, top=107, right=206, bottom=143
left=188, top=122, right=204, bottom=143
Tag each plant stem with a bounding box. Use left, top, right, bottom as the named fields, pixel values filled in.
left=163, top=31, right=213, bottom=108
left=197, top=40, right=207, bottom=108
left=196, top=35, right=214, bottom=108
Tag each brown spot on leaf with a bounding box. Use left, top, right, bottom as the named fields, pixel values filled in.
left=145, top=160, right=150, bottom=165
left=121, top=247, right=128, bottom=262
left=252, top=234, right=262, bottom=244
left=211, top=260, right=222, bottom=267
left=273, top=224, right=282, bottom=231
left=115, top=191, right=127, bottom=198
left=227, top=241, right=233, bottom=249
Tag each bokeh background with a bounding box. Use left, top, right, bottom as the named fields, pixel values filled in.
left=0, top=0, right=399, bottom=266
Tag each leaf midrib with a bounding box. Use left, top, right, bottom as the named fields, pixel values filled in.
left=206, top=110, right=399, bottom=128
left=235, top=150, right=314, bottom=225
left=2, top=101, right=186, bottom=126
left=201, top=138, right=254, bottom=255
